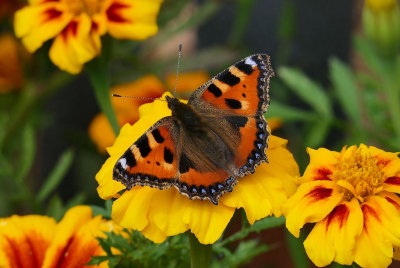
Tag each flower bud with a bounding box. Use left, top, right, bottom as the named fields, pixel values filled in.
left=362, top=0, right=400, bottom=57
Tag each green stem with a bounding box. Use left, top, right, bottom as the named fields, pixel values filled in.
left=188, top=232, right=212, bottom=268
left=86, top=57, right=120, bottom=135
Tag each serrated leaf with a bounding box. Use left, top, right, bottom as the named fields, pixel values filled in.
left=267, top=101, right=316, bottom=122
left=37, top=149, right=74, bottom=202
left=279, top=67, right=332, bottom=117
left=329, top=57, right=360, bottom=123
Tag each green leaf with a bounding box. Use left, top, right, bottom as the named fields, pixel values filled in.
left=15, top=125, right=35, bottom=182
left=354, top=36, right=387, bottom=80
left=86, top=50, right=119, bottom=135
left=46, top=195, right=64, bottom=221
left=329, top=58, right=361, bottom=123
left=279, top=67, right=332, bottom=117
left=37, top=149, right=75, bottom=203
left=250, top=216, right=285, bottom=232
left=305, top=119, right=331, bottom=148
left=267, top=101, right=316, bottom=122
left=91, top=200, right=112, bottom=218
left=219, top=216, right=285, bottom=247
left=286, top=231, right=310, bottom=268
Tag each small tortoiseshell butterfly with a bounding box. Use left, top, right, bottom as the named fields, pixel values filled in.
left=113, top=54, right=274, bottom=205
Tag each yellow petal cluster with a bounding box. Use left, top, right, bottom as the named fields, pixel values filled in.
left=0, top=206, right=120, bottom=268
left=284, top=144, right=400, bottom=268
left=14, top=0, right=163, bottom=74
left=96, top=92, right=299, bottom=244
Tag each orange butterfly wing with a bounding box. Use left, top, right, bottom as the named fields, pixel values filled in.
left=189, top=54, right=273, bottom=176
left=113, top=118, right=178, bottom=190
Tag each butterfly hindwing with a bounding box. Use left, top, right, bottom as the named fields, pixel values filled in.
left=228, top=115, right=269, bottom=176
left=113, top=117, right=178, bottom=190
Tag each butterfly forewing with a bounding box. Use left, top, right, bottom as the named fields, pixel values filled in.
left=189, top=54, right=273, bottom=115
left=113, top=118, right=178, bottom=190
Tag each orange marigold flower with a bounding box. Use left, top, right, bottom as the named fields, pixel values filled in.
left=89, top=72, right=210, bottom=153
left=0, top=206, right=120, bottom=268
left=283, top=145, right=400, bottom=268
left=96, top=93, right=299, bottom=244
left=14, top=0, right=163, bottom=74
left=0, top=34, right=24, bottom=93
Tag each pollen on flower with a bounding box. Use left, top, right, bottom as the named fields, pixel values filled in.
left=331, top=147, right=385, bottom=201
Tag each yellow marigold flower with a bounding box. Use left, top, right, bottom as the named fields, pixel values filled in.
left=14, top=0, right=163, bottom=74
left=0, top=205, right=119, bottom=268
left=0, top=34, right=24, bottom=93
left=96, top=92, right=299, bottom=244
left=283, top=145, right=400, bottom=268
left=89, top=72, right=211, bottom=153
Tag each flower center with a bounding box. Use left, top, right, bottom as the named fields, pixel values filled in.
left=331, top=147, right=384, bottom=202
left=64, top=0, right=104, bottom=16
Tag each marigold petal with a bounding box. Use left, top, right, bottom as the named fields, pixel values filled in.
left=49, top=13, right=100, bottom=73
left=283, top=180, right=344, bottom=237
left=105, top=0, right=163, bottom=40
left=0, top=215, right=56, bottom=268
left=354, top=195, right=400, bottom=267
left=181, top=199, right=234, bottom=244
left=112, top=187, right=235, bottom=244
left=96, top=150, right=126, bottom=199
left=42, top=206, right=110, bottom=268
left=14, top=3, right=72, bottom=52
left=303, top=198, right=363, bottom=266
left=384, top=175, right=400, bottom=194
left=302, top=148, right=339, bottom=183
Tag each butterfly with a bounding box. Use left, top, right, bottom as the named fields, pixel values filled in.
left=113, top=54, right=274, bottom=205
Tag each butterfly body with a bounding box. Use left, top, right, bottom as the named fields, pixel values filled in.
left=113, top=54, right=274, bottom=205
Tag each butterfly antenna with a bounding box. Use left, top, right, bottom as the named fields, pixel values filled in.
left=173, top=43, right=183, bottom=97
left=112, top=94, right=166, bottom=102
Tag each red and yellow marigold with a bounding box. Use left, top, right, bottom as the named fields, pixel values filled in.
left=284, top=144, right=400, bottom=268
left=14, top=0, right=163, bottom=74
left=0, top=206, right=120, bottom=268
